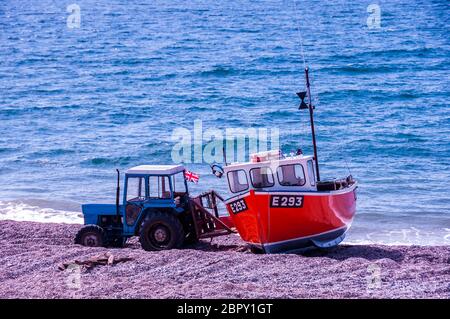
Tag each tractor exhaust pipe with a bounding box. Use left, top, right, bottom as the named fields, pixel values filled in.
left=115, top=169, right=120, bottom=217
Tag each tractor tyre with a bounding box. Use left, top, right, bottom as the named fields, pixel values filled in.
left=139, top=211, right=185, bottom=251
left=75, top=225, right=106, bottom=247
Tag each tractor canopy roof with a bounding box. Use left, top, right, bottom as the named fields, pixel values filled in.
left=125, top=164, right=185, bottom=176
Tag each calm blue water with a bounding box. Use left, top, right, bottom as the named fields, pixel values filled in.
left=0, top=0, right=449, bottom=244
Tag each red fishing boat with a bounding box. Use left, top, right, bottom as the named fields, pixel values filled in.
left=214, top=68, right=357, bottom=253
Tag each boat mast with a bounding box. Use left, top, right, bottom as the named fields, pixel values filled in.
left=298, top=67, right=320, bottom=182
left=305, top=68, right=320, bottom=181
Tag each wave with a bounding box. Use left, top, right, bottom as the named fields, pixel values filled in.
left=319, top=88, right=424, bottom=102
left=0, top=201, right=82, bottom=224
left=347, top=226, right=450, bottom=246
left=29, top=149, right=76, bottom=157
left=15, top=57, right=59, bottom=66
left=0, top=147, right=17, bottom=154
left=81, top=156, right=135, bottom=166
left=330, top=47, right=444, bottom=61
left=198, top=66, right=238, bottom=77
left=335, top=65, right=395, bottom=74
left=0, top=104, right=82, bottom=116
left=110, top=57, right=163, bottom=67
left=323, top=61, right=450, bottom=74
left=263, top=110, right=293, bottom=119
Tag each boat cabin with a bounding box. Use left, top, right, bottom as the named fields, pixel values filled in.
left=223, top=150, right=318, bottom=194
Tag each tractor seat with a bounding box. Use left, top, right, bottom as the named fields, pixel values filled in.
left=161, top=191, right=171, bottom=199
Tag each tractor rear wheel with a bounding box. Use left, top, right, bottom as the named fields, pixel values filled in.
left=75, top=225, right=105, bottom=247
left=139, top=211, right=184, bottom=251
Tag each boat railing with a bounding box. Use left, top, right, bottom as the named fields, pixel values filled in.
left=189, top=190, right=236, bottom=239
left=317, top=175, right=356, bottom=191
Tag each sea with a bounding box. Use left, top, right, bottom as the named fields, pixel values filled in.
left=0, top=0, right=449, bottom=245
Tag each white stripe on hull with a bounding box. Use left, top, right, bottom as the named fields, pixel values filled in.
left=224, top=183, right=357, bottom=204
left=261, top=225, right=348, bottom=248
left=245, top=226, right=348, bottom=253
left=255, top=183, right=358, bottom=196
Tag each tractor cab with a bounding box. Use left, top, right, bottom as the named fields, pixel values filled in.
left=123, top=165, right=189, bottom=229
left=125, top=165, right=188, bottom=201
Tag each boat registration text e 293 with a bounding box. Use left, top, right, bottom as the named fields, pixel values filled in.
left=270, top=195, right=303, bottom=208
left=228, top=198, right=248, bottom=214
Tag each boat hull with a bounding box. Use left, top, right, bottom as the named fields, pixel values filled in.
left=225, top=184, right=357, bottom=253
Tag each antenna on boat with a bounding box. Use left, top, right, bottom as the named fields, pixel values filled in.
left=222, top=146, right=228, bottom=166
left=291, top=1, right=320, bottom=181
left=297, top=67, right=320, bottom=181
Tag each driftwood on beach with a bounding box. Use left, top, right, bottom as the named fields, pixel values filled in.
left=58, top=252, right=133, bottom=271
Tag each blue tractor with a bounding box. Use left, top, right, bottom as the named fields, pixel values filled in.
left=75, top=165, right=234, bottom=251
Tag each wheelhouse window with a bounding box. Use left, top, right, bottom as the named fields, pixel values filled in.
left=227, top=170, right=249, bottom=193
left=250, top=167, right=274, bottom=188
left=307, top=160, right=316, bottom=186
left=172, top=172, right=187, bottom=196
left=277, top=164, right=306, bottom=186
left=126, top=177, right=145, bottom=202
left=149, top=176, right=171, bottom=199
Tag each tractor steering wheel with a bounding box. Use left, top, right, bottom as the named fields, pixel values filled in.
left=210, top=164, right=224, bottom=178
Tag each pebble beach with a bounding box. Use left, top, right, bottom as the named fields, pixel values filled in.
left=0, top=220, right=448, bottom=299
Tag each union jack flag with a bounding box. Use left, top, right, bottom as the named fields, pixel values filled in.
left=184, top=170, right=199, bottom=183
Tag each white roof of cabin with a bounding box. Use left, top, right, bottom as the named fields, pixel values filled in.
left=223, top=155, right=314, bottom=172
left=126, top=165, right=185, bottom=175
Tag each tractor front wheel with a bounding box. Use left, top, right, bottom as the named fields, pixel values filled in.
left=139, top=212, right=184, bottom=251
left=75, top=225, right=105, bottom=247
